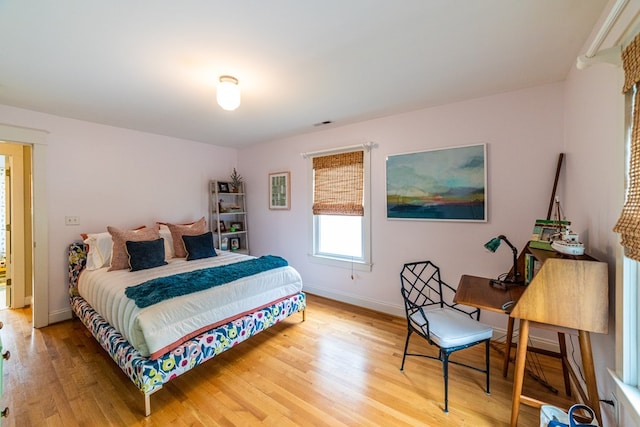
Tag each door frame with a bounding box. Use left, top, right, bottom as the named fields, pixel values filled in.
left=0, top=123, right=48, bottom=328
left=0, top=144, right=26, bottom=309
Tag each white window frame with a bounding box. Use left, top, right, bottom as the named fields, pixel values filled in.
left=610, top=255, right=640, bottom=426
left=307, top=145, right=372, bottom=272
left=609, top=89, right=640, bottom=426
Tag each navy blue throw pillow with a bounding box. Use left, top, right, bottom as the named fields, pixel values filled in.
left=125, top=238, right=168, bottom=271
left=183, top=232, right=217, bottom=261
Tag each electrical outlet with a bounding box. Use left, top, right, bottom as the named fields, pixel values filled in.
left=611, top=391, right=619, bottom=426
left=64, top=216, right=80, bottom=226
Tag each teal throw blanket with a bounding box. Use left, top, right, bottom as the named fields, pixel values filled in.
left=125, top=255, right=288, bottom=308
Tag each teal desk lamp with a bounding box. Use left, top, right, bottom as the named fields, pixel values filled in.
left=484, top=235, right=522, bottom=284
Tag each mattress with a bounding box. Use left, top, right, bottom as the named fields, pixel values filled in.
left=77, top=251, right=304, bottom=358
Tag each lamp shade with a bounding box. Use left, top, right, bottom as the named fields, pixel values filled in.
left=484, top=237, right=501, bottom=252
left=217, top=75, right=241, bottom=111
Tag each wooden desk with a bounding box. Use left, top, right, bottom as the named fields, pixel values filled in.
left=508, top=258, right=607, bottom=427
left=455, top=267, right=606, bottom=426
left=454, top=275, right=525, bottom=314
left=454, top=276, right=567, bottom=388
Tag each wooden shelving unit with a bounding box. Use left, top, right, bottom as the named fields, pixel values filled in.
left=209, top=180, right=249, bottom=254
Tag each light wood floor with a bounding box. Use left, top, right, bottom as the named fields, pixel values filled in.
left=1, top=294, right=575, bottom=426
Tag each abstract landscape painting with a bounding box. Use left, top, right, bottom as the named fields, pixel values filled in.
left=386, top=144, right=486, bottom=221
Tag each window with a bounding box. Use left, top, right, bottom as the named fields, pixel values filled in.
left=309, top=146, right=371, bottom=270
left=612, top=80, right=640, bottom=425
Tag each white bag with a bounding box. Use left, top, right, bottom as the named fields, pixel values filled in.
left=540, top=404, right=599, bottom=427
left=541, top=405, right=569, bottom=427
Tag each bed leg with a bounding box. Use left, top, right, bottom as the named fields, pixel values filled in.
left=302, top=309, right=306, bottom=322
left=144, top=393, right=151, bottom=416
left=143, top=385, right=162, bottom=416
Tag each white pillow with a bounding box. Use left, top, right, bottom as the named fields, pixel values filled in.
left=159, top=224, right=175, bottom=260
left=83, top=232, right=113, bottom=270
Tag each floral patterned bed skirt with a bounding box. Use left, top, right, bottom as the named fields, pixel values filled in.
left=68, top=242, right=306, bottom=398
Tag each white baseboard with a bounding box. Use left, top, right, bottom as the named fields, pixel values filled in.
left=490, top=325, right=560, bottom=353
left=303, top=286, right=560, bottom=353
left=304, top=285, right=405, bottom=317
left=49, top=307, right=73, bottom=324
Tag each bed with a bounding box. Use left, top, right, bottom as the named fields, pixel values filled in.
left=67, top=240, right=306, bottom=416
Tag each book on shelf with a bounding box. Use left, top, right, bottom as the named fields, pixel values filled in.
left=524, top=252, right=542, bottom=285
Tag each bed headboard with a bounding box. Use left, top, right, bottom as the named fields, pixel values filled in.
left=68, top=242, right=87, bottom=298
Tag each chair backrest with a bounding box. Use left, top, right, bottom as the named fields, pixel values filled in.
left=400, top=260, right=481, bottom=321
left=400, top=261, right=445, bottom=313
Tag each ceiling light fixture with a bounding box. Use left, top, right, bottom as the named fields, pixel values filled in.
left=216, top=75, right=241, bottom=111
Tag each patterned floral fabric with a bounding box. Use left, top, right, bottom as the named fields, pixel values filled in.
left=68, top=243, right=306, bottom=396
left=68, top=241, right=87, bottom=297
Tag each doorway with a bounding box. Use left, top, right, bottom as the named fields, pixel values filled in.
left=0, top=154, right=7, bottom=309
left=0, top=124, right=47, bottom=328
left=0, top=143, right=31, bottom=311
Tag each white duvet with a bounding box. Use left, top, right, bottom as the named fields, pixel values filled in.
left=77, top=251, right=303, bottom=358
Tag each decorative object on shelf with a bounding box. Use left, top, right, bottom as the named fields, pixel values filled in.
left=386, top=143, right=486, bottom=221
left=551, top=230, right=585, bottom=256
left=484, top=234, right=523, bottom=284
left=218, top=221, right=226, bottom=232
left=230, top=237, right=240, bottom=251
left=269, top=171, right=290, bottom=210
left=230, top=168, right=243, bottom=193
left=530, top=218, right=571, bottom=251
left=548, top=198, right=585, bottom=256
left=221, top=237, right=228, bottom=251
left=216, top=75, right=241, bottom=111
left=217, top=182, right=230, bottom=193
left=230, top=222, right=242, bottom=231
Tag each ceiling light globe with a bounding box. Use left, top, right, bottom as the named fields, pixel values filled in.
left=217, top=76, right=241, bottom=111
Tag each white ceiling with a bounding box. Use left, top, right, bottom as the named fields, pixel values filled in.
left=0, top=1, right=607, bottom=148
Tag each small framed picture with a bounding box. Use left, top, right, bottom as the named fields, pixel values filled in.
left=269, top=171, right=290, bottom=210
left=217, top=221, right=226, bottom=232
left=230, top=237, right=240, bottom=251
left=230, top=222, right=243, bottom=231
left=218, top=182, right=230, bottom=193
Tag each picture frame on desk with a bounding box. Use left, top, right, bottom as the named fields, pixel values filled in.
left=530, top=218, right=570, bottom=251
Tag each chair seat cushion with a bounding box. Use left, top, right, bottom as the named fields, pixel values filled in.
left=410, top=307, right=493, bottom=348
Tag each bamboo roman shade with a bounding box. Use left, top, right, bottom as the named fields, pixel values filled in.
left=615, top=32, right=640, bottom=261
left=312, top=150, right=364, bottom=216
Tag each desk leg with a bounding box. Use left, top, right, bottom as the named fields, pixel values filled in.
left=510, top=319, right=529, bottom=427
left=503, top=316, right=515, bottom=377
left=579, top=330, right=602, bottom=426
left=557, top=332, right=571, bottom=396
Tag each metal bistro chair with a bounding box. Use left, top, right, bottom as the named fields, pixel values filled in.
left=399, top=260, right=493, bottom=413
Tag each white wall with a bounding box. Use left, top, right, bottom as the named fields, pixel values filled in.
left=240, top=82, right=566, bottom=331
left=0, top=104, right=237, bottom=319
left=564, top=58, right=625, bottom=425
